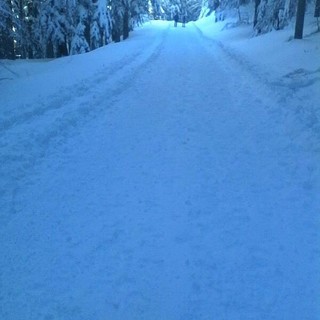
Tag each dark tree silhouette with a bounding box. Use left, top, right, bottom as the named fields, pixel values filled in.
left=294, top=0, right=306, bottom=39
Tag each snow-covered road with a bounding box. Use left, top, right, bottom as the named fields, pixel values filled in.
left=1, top=22, right=319, bottom=319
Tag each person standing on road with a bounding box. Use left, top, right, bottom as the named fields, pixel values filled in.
left=174, top=13, right=179, bottom=27
left=182, top=14, right=187, bottom=27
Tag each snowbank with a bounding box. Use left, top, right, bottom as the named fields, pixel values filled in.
left=195, top=11, right=320, bottom=93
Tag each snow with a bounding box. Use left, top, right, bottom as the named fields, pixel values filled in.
left=196, top=11, right=320, bottom=80
left=1, top=17, right=320, bottom=320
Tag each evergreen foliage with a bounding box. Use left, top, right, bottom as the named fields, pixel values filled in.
left=0, top=0, right=146, bottom=58
left=254, top=0, right=298, bottom=34
left=0, top=0, right=14, bottom=58
left=0, top=0, right=317, bottom=58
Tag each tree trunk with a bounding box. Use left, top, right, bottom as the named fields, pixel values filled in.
left=46, top=41, right=54, bottom=58
left=112, top=28, right=121, bottom=42
left=294, top=0, right=306, bottom=39
left=123, top=8, right=129, bottom=40
left=57, top=42, right=68, bottom=57
left=84, top=21, right=90, bottom=48
left=112, top=11, right=121, bottom=43
left=315, top=0, right=320, bottom=17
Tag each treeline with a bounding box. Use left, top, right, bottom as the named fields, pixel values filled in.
left=200, top=0, right=320, bottom=37
left=1, top=0, right=319, bottom=59
left=150, top=0, right=203, bottom=21
left=0, top=0, right=149, bottom=59
left=0, top=0, right=205, bottom=60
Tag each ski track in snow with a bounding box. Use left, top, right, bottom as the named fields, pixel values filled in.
left=0, top=25, right=168, bottom=217
left=1, top=22, right=319, bottom=320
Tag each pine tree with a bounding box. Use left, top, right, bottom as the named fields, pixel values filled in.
left=10, top=0, right=28, bottom=58
left=90, top=0, right=111, bottom=49
left=0, top=0, right=15, bottom=59
left=31, top=0, right=74, bottom=58
left=150, top=0, right=162, bottom=18
left=253, top=0, right=295, bottom=35
left=109, top=0, right=147, bottom=43
left=110, top=0, right=122, bottom=42
left=0, top=0, right=10, bottom=29
left=130, top=0, right=148, bottom=27
left=186, top=0, right=202, bottom=21
left=70, top=4, right=90, bottom=54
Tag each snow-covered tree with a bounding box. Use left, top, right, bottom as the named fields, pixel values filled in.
left=71, top=21, right=89, bottom=53
left=186, top=0, right=202, bottom=20
left=2, top=0, right=317, bottom=59
left=0, top=0, right=10, bottom=29
left=253, top=0, right=297, bottom=34
left=35, top=0, right=74, bottom=57
left=90, top=0, right=111, bottom=49
left=11, top=0, right=47, bottom=58
left=109, top=0, right=122, bottom=42
left=130, top=0, right=149, bottom=26
left=0, top=0, right=14, bottom=58
left=150, top=0, right=165, bottom=18
left=108, top=0, right=148, bottom=42
left=254, top=0, right=274, bottom=33
left=70, top=4, right=90, bottom=54
left=158, top=0, right=201, bottom=21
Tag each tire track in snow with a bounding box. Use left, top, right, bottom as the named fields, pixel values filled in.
left=0, top=50, right=154, bottom=133
left=1, top=22, right=319, bottom=320
left=194, top=22, right=320, bottom=193
left=0, top=25, right=169, bottom=220
left=194, top=22, right=320, bottom=151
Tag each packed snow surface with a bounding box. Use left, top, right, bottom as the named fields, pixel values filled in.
left=1, top=19, right=320, bottom=320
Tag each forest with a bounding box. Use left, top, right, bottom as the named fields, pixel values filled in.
left=0, top=0, right=319, bottom=59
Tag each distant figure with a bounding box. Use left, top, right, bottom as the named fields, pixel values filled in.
left=182, top=15, right=186, bottom=27
left=174, top=13, right=179, bottom=27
